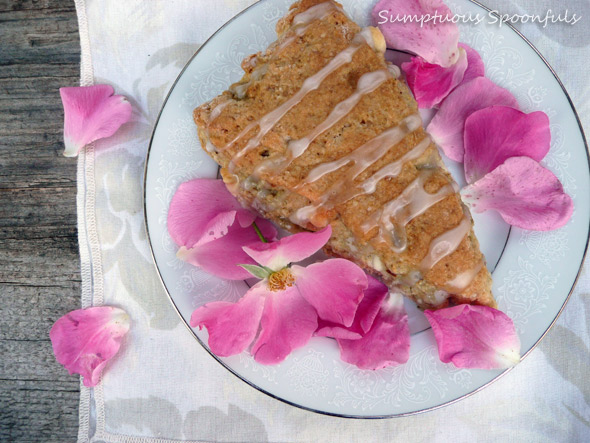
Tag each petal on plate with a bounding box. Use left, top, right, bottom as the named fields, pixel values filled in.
left=190, top=287, right=266, bottom=357
left=373, top=0, right=460, bottom=67
left=168, top=178, right=256, bottom=248
left=315, top=323, right=363, bottom=340
left=424, top=304, right=521, bottom=369
left=59, top=85, right=132, bottom=157
left=316, top=275, right=389, bottom=339
left=461, top=157, right=574, bottom=231
left=178, top=219, right=277, bottom=280
left=243, top=226, right=331, bottom=271
left=251, top=285, right=318, bottom=365
left=49, top=306, right=130, bottom=387
left=464, top=106, right=551, bottom=183
left=458, top=42, right=485, bottom=84
left=293, top=258, right=367, bottom=327
left=356, top=276, right=390, bottom=333
left=401, top=48, right=468, bottom=109
left=337, top=292, right=410, bottom=370
left=427, top=77, right=519, bottom=162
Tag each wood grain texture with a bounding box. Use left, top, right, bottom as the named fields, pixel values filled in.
left=0, top=0, right=81, bottom=440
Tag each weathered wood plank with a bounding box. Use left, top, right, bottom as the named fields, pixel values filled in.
left=0, top=188, right=78, bottom=224
left=0, top=62, right=80, bottom=79
left=0, top=0, right=81, bottom=440
left=0, top=379, right=80, bottom=442
left=0, top=7, right=80, bottom=66
left=0, top=0, right=76, bottom=13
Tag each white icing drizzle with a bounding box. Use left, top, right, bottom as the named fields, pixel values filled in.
left=273, top=2, right=342, bottom=55
left=386, top=63, right=401, bottom=78
left=275, top=24, right=311, bottom=53
left=359, top=137, right=430, bottom=194
left=231, top=64, right=269, bottom=99
left=208, top=100, right=230, bottom=123
left=253, top=69, right=392, bottom=177
left=361, top=170, right=456, bottom=253
left=297, top=114, right=421, bottom=188
left=445, top=262, right=483, bottom=291
left=356, top=27, right=380, bottom=51
left=420, top=216, right=472, bottom=271
left=289, top=114, right=422, bottom=226
left=205, top=140, right=217, bottom=153
left=287, top=70, right=392, bottom=160
left=225, top=28, right=377, bottom=172
left=223, top=3, right=341, bottom=113
left=209, top=4, right=340, bottom=130
left=432, top=290, right=450, bottom=305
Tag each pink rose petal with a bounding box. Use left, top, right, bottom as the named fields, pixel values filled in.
left=178, top=219, right=277, bottom=280
left=464, top=106, right=551, bottom=183
left=316, top=275, right=389, bottom=339
left=49, top=306, right=130, bottom=387
left=461, top=156, right=573, bottom=231
left=427, top=77, right=519, bottom=162
left=168, top=179, right=256, bottom=248
left=190, top=287, right=265, bottom=357
left=424, top=304, right=521, bottom=369
left=338, top=293, right=410, bottom=370
left=243, top=226, right=331, bottom=271
left=402, top=48, right=468, bottom=109
left=59, top=85, right=132, bottom=157
left=251, top=285, right=318, bottom=365
left=459, top=43, right=485, bottom=84
left=292, top=259, right=368, bottom=327
left=315, top=323, right=363, bottom=340
left=373, top=0, right=460, bottom=67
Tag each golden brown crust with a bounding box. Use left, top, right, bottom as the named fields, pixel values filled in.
left=193, top=0, right=495, bottom=309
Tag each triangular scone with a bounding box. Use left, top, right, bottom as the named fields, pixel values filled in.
left=193, top=0, right=495, bottom=310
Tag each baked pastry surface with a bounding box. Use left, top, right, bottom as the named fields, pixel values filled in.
left=193, top=0, right=495, bottom=309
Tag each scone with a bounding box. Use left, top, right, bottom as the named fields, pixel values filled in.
left=193, top=0, right=495, bottom=310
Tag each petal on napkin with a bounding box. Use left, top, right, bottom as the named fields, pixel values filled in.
left=373, top=0, right=460, bottom=67
left=316, top=275, right=389, bottom=339
left=458, top=42, right=485, bottom=84
left=49, top=306, right=130, bottom=387
left=427, top=77, right=519, bottom=162
left=190, top=288, right=265, bottom=357
left=178, top=219, right=277, bottom=280
left=251, top=285, right=318, bottom=365
left=424, top=304, right=521, bottom=369
left=292, top=259, right=367, bottom=327
left=461, top=156, right=573, bottom=231
left=168, top=178, right=256, bottom=248
left=59, top=85, right=132, bottom=157
left=337, top=293, right=410, bottom=370
left=464, top=106, right=551, bottom=183
left=401, top=48, right=468, bottom=109
left=243, top=226, right=331, bottom=271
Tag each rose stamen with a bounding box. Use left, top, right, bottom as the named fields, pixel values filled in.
left=267, top=268, right=295, bottom=292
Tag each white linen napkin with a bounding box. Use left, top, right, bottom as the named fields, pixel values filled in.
left=74, top=0, right=590, bottom=441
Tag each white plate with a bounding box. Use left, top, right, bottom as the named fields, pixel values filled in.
left=144, top=0, right=590, bottom=417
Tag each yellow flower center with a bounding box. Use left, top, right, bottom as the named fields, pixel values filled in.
left=267, top=268, right=295, bottom=292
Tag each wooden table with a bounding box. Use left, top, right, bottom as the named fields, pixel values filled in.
left=0, top=1, right=81, bottom=440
